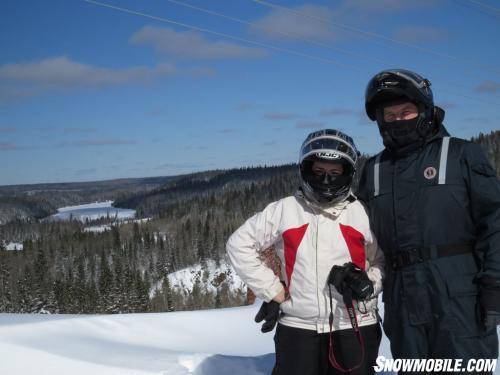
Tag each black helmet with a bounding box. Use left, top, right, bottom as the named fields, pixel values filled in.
left=365, top=69, right=433, bottom=121
left=299, top=129, right=359, bottom=205
left=365, top=69, right=444, bottom=153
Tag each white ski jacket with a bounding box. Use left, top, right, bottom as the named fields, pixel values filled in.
left=227, top=191, right=384, bottom=332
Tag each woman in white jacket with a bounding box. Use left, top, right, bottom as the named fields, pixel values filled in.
left=227, top=129, right=384, bottom=375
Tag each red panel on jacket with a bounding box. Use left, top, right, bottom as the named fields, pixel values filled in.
left=339, top=224, right=366, bottom=269
left=282, top=223, right=309, bottom=288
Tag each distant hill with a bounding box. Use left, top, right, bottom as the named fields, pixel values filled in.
left=0, top=176, right=176, bottom=224
left=1, top=130, right=498, bottom=225
left=1, top=129, right=499, bottom=226
left=113, top=164, right=298, bottom=217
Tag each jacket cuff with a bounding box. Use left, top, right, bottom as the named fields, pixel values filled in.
left=262, top=280, right=285, bottom=303
left=367, top=272, right=382, bottom=296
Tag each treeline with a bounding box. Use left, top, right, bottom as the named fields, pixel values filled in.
left=113, top=164, right=298, bottom=217
left=471, top=130, right=500, bottom=175
left=0, top=196, right=55, bottom=225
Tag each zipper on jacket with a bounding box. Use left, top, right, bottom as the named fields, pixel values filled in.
left=392, top=159, right=400, bottom=252
left=315, top=213, right=322, bottom=329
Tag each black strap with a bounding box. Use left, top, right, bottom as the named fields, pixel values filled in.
left=389, top=243, right=473, bottom=270
left=328, top=285, right=365, bottom=372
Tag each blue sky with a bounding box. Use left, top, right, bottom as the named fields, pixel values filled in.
left=1, top=0, right=499, bottom=185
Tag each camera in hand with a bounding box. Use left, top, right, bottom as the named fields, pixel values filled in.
left=328, top=262, right=374, bottom=301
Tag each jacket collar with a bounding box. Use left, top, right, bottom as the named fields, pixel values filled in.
left=384, top=123, right=451, bottom=158
left=294, top=189, right=354, bottom=218
left=427, top=123, right=450, bottom=142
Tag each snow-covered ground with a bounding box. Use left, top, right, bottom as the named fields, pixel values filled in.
left=167, top=260, right=246, bottom=296
left=84, top=225, right=112, bottom=233
left=4, top=242, right=23, bottom=251
left=0, top=303, right=497, bottom=374
left=150, top=260, right=246, bottom=301
left=50, top=201, right=135, bottom=222
left=0, top=302, right=389, bottom=375
left=0, top=304, right=276, bottom=375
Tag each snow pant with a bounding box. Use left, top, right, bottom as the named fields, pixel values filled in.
left=272, top=322, right=382, bottom=375
left=383, top=256, right=499, bottom=375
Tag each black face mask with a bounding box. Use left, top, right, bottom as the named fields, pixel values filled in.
left=376, top=107, right=435, bottom=155
left=378, top=116, right=422, bottom=150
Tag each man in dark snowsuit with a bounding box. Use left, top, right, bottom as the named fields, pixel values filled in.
left=357, top=69, right=500, bottom=373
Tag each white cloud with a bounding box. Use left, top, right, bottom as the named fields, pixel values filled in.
left=475, top=81, right=500, bottom=93
left=249, top=4, right=340, bottom=42
left=319, top=108, right=357, bottom=117
left=55, top=139, right=137, bottom=148
left=0, top=127, right=16, bottom=133
left=131, top=26, right=266, bottom=60
left=0, top=142, right=20, bottom=151
left=438, top=101, right=457, bottom=109
left=295, top=121, right=326, bottom=129
left=394, top=26, right=448, bottom=44
left=341, top=0, right=440, bottom=12
left=233, top=102, right=254, bottom=112
left=145, top=109, right=163, bottom=117
left=0, top=56, right=175, bottom=87
left=262, top=140, right=277, bottom=146
left=62, top=127, right=98, bottom=134
left=464, top=116, right=491, bottom=124
left=0, top=56, right=209, bottom=97
left=249, top=2, right=443, bottom=45
left=356, top=109, right=374, bottom=126
left=219, top=128, right=237, bottom=133
left=264, top=112, right=301, bottom=121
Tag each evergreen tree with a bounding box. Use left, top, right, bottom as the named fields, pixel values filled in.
left=0, top=257, right=13, bottom=312
left=111, top=225, right=121, bottom=249
left=98, top=252, right=114, bottom=313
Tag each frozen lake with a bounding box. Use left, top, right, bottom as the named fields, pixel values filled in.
left=49, top=201, right=136, bottom=222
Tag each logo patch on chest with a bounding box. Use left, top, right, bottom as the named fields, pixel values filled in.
left=423, top=166, right=437, bottom=180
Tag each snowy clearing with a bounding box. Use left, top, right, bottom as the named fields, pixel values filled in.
left=167, top=260, right=246, bottom=295
left=83, top=225, right=112, bottom=233
left=4, top=242, right=23, bottom=251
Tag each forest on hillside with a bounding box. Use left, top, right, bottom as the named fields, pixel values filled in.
left=0, top=166, right=298, bottom=314
left=472, top=130, right=500, bottom=175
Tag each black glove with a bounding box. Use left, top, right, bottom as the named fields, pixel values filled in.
left=328, top=262, right=374, bottom=301
left=254, top=300, right=280, bottom=333
left=477, top=276, right=500, bottom=331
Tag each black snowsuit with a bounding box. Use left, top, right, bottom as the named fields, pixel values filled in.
left=357, top=125, right=500, bottom=370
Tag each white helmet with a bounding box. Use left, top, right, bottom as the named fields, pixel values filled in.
left=299, top=129, right=359, bottom=205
